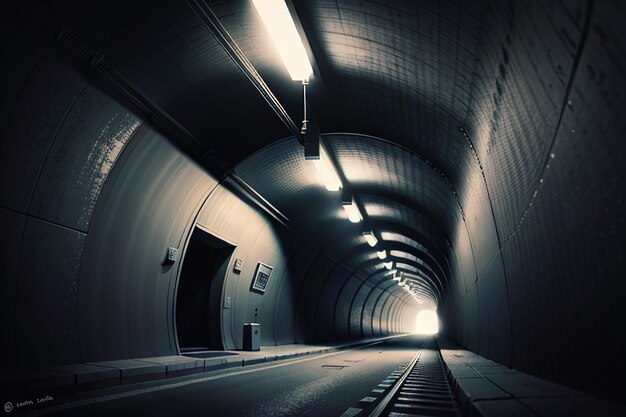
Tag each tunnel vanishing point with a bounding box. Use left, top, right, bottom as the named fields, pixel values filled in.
left=1, top=0, right=625, bottom=416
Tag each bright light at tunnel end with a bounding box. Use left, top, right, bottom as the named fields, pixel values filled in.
left=415, top=310, right=439, bottom=335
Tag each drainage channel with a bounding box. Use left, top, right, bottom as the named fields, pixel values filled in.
left=342, top=337, right=460, bottom=417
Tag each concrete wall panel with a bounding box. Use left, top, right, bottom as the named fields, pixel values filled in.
left=79, top=127, right=215, bottom=361
left=479, top=254, right=512, bottom=366
left=294, top=256, right=334, bottom=343
left=334, top=270, right=363, bottom=340
left=466, top=284, right=480, bottom=352
left=348, top=278, right=374, bottom=339
left=379, top=291, right=394, bottom=335
left=362, top=283, right=385, bottom=337
left=315, top=265, right=349, bottom=341
left=0, top=47, right=87, bottom=212
left=29, top=85, right=142, bottom=232
left=372, top=282, right=394, bottom=336
left=272, top=242, right=314, bottom=345
left=0, top=208, right=26, bottom=367
left=17, top=219, right=84, bottom=366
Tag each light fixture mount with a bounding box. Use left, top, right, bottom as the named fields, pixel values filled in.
left=300, top=78, right=309, bottom=136
left=342, top=193, right=362, bottom=223
left=363, top=230, right=378, bottom=247
left=310, top=139, right=342, bottom=191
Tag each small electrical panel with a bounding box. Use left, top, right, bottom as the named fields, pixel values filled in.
left=233, top=258, right=243, bottom=274
left=166, top=247, right=178, bottom=264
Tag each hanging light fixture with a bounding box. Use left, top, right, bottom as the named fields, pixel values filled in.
left=312, top=141, right=342, bottom=191
left=251, top=0, right=312, bottom=81
left=383, top=261, right=393, bottom=270
left=377, top=249, right=387, bottom=260
left=253, top=0, right=319, bottom=160
left=251, top=1, right=348, bottom=197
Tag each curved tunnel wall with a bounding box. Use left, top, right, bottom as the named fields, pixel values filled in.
left=0, top=8, right=416, bottom=366
left=1, top=102, right=417, bottom=365
left=430, top=0, right=626, bottom=400
left=80, top=123, right=417, bottom=359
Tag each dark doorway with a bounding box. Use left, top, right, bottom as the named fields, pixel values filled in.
left=176, top=227, right=234, bottom=351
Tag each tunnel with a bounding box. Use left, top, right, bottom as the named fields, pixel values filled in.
left=1, top=0, right=625, bottom=416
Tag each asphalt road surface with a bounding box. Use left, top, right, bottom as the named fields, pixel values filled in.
left=46, top=335, right=425, bottom=417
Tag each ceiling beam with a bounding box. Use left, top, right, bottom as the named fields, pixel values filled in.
left=187, top=0, right=303, bottom=144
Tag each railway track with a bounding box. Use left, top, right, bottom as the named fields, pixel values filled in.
left=351, top=337, right=461, bottom=417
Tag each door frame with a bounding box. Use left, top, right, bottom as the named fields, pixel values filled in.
left=173, top=224, right=236, bottom=353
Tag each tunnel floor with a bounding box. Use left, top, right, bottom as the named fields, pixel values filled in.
left=12, top=335, right=622, bottom=416
left=46, top=336, right=424, bottom=417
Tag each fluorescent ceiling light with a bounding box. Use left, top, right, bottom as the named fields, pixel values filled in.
left=377, top=249, right=387, bottom=260
left=312, top=142, right=342, bottom=191
left=383, top=261, right=393, bottom=270
left=342, top=196, right=362, bottom=223
left=363, top=230, right=378, bottom=247
left=252, top=0, right=313, bottom=81
left=392, top=270, right=403, bottom=281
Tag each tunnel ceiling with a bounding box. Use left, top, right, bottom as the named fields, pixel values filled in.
left=29, top=0, right=596, bottom=306
left=44, top=0, right=479, bottom=173
left=235, top=134, right=453, bottom=304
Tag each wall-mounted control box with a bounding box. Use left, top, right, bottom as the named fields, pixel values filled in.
left=233, top=258, right=243, bottom=274
left=165, top=247, right=178, bottom=264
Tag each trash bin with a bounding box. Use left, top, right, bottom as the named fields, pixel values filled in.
left=243, top=323, right=260, bottom=351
